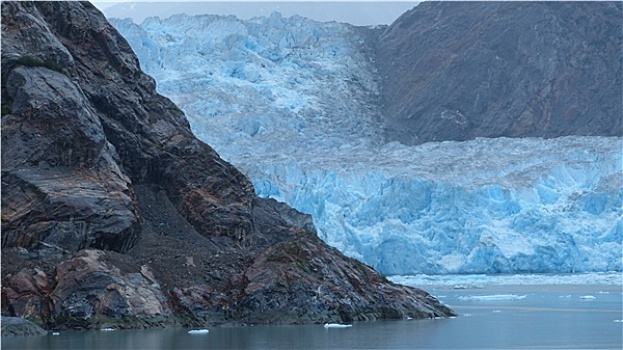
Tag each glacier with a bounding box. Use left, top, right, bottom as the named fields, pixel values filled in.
left=110, top=14, right=622, bottom=276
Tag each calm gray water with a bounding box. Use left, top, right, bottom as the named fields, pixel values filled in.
left=4, top=284, right=622, bottom=349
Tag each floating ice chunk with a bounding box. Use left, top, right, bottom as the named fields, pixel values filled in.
left=580, top=295, right=596, bottom=300
left=458, top=294, right=527, bottom=301
left=100, top=328, right=115, bottom=331
left=614, top=320, right=623, bottom=323
left=492, top=310, right=502, bottom=313
left=188, top=329, right=210, bottom=334
left=453, top=284, right=484, bottom=290
left=52, top=332, right=60, bottom=336
left=324, top=323, right=352, bottom=328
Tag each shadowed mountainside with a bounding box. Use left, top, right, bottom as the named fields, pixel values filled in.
left=377, top=1, right=622, bottom=144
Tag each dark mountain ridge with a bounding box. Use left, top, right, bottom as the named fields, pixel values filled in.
left=1, top=1, right=453, bottom=331
left=376, top=1, right=622, bottom=144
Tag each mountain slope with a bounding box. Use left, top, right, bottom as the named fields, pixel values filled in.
left=377, top=1, right=622, bottom=144
left=1, top=1, right=454, bottom=330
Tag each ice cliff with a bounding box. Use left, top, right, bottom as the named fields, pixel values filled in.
left=248, top=136, right=622, bottom=275
left=110, top=11, right=622, bottom=276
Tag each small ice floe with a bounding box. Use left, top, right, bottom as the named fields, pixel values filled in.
left=492, top=310, right=502, bottom=313
left=580, top=295, right=596, bottom=300
left=453, top=284, right=483, bottom=290
left=559, top=295, right=572, bottom=298
left=100, top=328, right=115, bottom=331
left=405, top=316, right=413, bottom=320
left=598, top=291, right=610, bottom=294
left=52, top=332, right=60, bottom=336
left=462, top=313, right=472, bottom=317
left=458, top=294, right=527, bottom=301
left=613, top=320, right=623, bottom=323
left=324, top=323, right=352, bottom=328
left=188, top=329, right=210, bottom=334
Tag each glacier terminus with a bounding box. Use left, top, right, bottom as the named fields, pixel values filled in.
left=110, top=12, right=622, bottom=276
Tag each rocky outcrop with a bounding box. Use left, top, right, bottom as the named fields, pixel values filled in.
left=2, top=250, right=173, bottom=330
left=1, top=1, right=454, bottom=331
left=1, top=317, right=48, bottom=337
left=1, top=65, right=140, bottom=253
left=377, top=1, right=622, bottom=145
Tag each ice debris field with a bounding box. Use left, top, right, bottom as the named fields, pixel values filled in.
left=111, top=13, right=622, bottom=276
left=389, top=272, right=623, bottom=288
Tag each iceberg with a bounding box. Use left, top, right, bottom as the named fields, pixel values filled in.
left=110, top=13, right=623, bottom=276
left=457, top=294, right=527, bottom=301
left=188, top=329, right=210, bottom=334
left=324, top=323, right=353, bottom=328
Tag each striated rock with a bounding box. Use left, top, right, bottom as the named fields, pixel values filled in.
left=1, top=1, right=455, bottom=330
left=2, top=269, right=51, bottom=321
left=237, top=238, right=453, bottom=324
left=1, top=1, right=141, bottom=254
left=2, top=250, right=172, bottom=329
left=48, top=250, right=173, bottom=329
left=377, top=1, right=622, bottom=145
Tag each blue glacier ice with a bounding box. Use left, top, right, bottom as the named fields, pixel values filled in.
left=110, top=14, right=623, bottom=276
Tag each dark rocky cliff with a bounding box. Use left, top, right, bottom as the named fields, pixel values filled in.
left=377, top=1, right=622, bottom=145
left=1, top=1, right=454, bottom=331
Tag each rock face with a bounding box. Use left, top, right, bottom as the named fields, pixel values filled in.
left=1, top=317, right=48, bottom=337
left=1, top=1, right=454, bottom=330
left=377, top=1, right=622, bottom=145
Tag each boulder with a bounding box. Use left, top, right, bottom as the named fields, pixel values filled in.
left=1, top=317, right=48, bottom=337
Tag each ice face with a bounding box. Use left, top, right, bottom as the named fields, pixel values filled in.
left=110, top=14, right=623, bottom=275
left=248, top=137, right=622, bottom=275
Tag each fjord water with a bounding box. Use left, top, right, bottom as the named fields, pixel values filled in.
left=5, top=278, right=621, bottom=349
